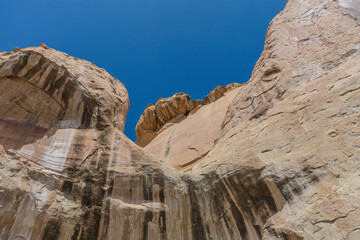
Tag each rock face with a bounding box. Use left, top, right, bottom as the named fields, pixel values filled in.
left=142, top=86, right=241, bottom=170
left=1, top=1, right=360, bottom=240
left=135, top=83, right=240, bottom=148
left=203, top=83, right=241, bottom=105
left=135, top=93, right=203, bottom=147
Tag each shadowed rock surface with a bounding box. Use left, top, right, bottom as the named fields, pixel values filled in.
left=1, top=0, right=360, bottom=239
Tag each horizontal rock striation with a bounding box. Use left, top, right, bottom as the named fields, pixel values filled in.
left=1, top=0, right=360, bottom=239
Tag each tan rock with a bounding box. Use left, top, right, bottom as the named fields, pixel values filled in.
left=0, top=46, right=185, bottom=240
left=0, top=45, right=129, bottom=134
left=204, top=83, right=241, bottom=104
left=140, top=0, right=360, bottom=238
left=135, top=92, right=203, bottom=147
left=1, top=0, right=360, bottom=239
left=39, top=43, right=50, bottom=49
left=135, top=83, right=241, bottom=147
left=191, top=0, right=360, bottom=239
left=144, top=87, right=240, bottom=170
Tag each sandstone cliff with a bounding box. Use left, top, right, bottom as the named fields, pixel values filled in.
left=135, top=83, right=240, bottom=149
left=137, top=84, right=241, bottom=170
left=1, top=0, right=360, bottom=240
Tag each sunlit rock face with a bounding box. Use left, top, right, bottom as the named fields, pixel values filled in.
left=135, top=92, right=204, bottom=147
left=1, top=0, right=360, bottom=239
left=135, top=83, right=241, bottom=170
left=192, top=0, right=360, bottom=238
left=141, top=86, right=241, bottom=170
left=339, top=0, right=360, bottom=20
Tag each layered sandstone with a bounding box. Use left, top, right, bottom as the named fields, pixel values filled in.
left=135, top=93, right=203, bottom=147
left=190, top=0, right=360, bottom=238
left=135, top=83, right=240, bottom=148
left=0, top=45, right=183, bottom=240
left=142, top=86, right=241, bottom=170
left=203, top=83, right=241, bottom=105
left=1, top=0, right=360, bottom=239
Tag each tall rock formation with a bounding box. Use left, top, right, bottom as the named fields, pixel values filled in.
left=135, top=83, right=240, bottom=149
left=136, top=83, right=241, bottom=170
left=1, top=0, right=360, bottom=240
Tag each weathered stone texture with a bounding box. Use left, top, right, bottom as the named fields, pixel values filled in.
left=143, top=87, right=240, bottom=170
left=1, top=0, right=360, bottom=239
left=135, top=83, right=240, bottom=148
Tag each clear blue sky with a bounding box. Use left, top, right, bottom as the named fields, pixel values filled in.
left=0, top=0, right=285, bottom=141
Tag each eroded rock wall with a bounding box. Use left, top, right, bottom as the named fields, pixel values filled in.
left=191, top=0, right=360, bottom=239
left=0, top=0, right=360, bottom=239
left=135, top=83, right=241, bottom=148
left=135, top=93, right=203, bottom=147
left=0, top=46, right=192, bottom=240
left=143, top=87, right=240, bottom=170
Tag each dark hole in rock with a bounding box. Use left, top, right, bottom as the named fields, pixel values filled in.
left=262, top=68, right=282, bottom=81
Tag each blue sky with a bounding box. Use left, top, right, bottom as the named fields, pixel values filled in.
left=0, top=0, right=285, bottom=141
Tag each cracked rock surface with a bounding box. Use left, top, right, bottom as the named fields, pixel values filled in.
left=1, top=0, right=360, bottom=239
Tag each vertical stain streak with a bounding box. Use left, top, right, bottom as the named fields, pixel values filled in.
left=220, top=178, right=249, bottom=239
left=122, top=218, right=131, bottom=240
left=142, top=211, right=153, bottom=240
left=23, top=56, right=46, bottom=80
left=142, top=176, right=153, bottom=201
left=186, top=178, right=207, bottom=240
left=159, top=210, right=167, bottom=239
left=41, top=217, right=62, bottom=240
left=0, top=191, right=25, bottom=239
left=12, top=54, right=29, bottom=76
left=42, top=66, right=59, bottom=92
